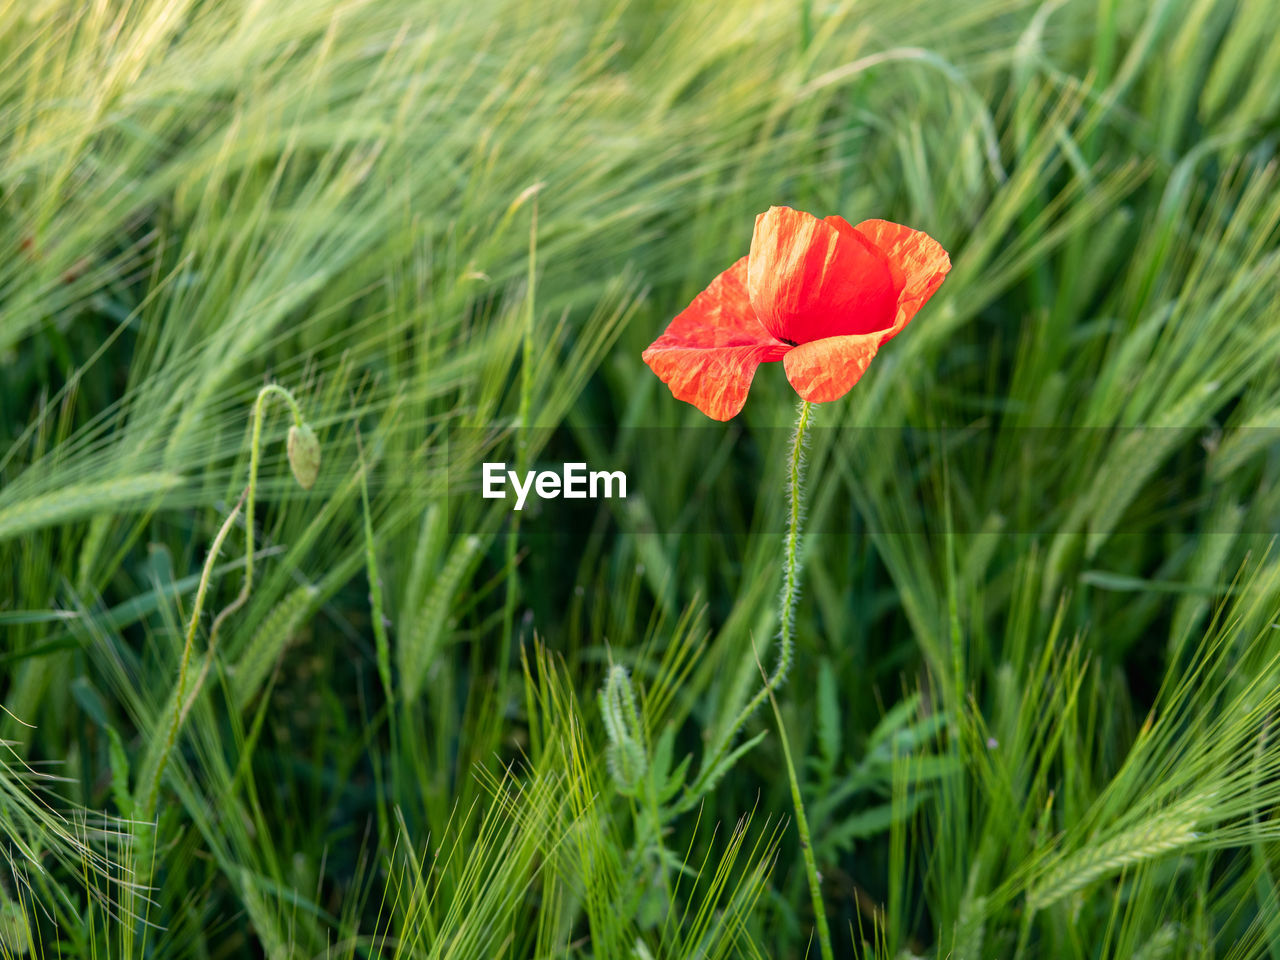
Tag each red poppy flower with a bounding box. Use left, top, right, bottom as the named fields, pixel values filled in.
left=642, top=206, right=950, bottom=420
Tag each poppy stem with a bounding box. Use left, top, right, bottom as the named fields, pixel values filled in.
left=775, top=399, right=834, bottom=960
left=776, top=397, right=811, bottom=686
left=676, top=399, right=832, bottom=953
left=203, top=384, right=309, bottom=663
left=138, top=489, right=246, bottom=825
left=681, top=400, right=813, bottom=800
left=138, top=384, right=313, bottom=823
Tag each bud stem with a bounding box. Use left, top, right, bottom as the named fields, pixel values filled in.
left=208, top=383, right=309, bottom=646
left=163, top=384, right=314, bottom=792
left=139, top=489, right=246, bottom=824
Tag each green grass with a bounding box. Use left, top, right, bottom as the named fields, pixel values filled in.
left=2, top=0, right=1280, bottom=956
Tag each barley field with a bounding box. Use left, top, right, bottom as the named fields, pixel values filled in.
left=2, top=0, right=1280, bottom=957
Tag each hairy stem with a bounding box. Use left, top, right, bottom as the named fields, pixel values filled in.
left=684, top=399, right=813, bottom=803
left=141, top=489, right=246, bottom=823
left=770, top=398, right=833, bottom=959
left=776, top=397, right=811, bottom=686
left=219, top=384, right=305, bottom=629
left=176, top=384, right=307, bottom=728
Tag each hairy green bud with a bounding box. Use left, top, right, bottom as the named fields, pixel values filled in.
left=287, top=423, right=321, bottom=490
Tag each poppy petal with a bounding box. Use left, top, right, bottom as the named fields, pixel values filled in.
left=851, top=218, right=951, bottom=340
left=823, top=215, right=905, bottom=293
left=747, top=206, right=898, bottom=345
left=642, top=256, right=789, bottom=421
left=782, top=333, right=881, bottom=403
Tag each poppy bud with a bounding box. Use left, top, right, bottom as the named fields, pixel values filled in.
left=287, top=423, right=321, bottom=490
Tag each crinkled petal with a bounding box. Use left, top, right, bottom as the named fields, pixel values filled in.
left=642, top=256, right=789, bottom=420
left=824, top=215, right=905, bottom=293
left=747, top=206, right=898, bottom=345
left=782, top=333, right=880, bottom=403
left=852, top=218, right=951, bottom=340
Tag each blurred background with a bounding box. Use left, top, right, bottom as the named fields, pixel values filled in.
left=2, top=0, right=1280, bottom=956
